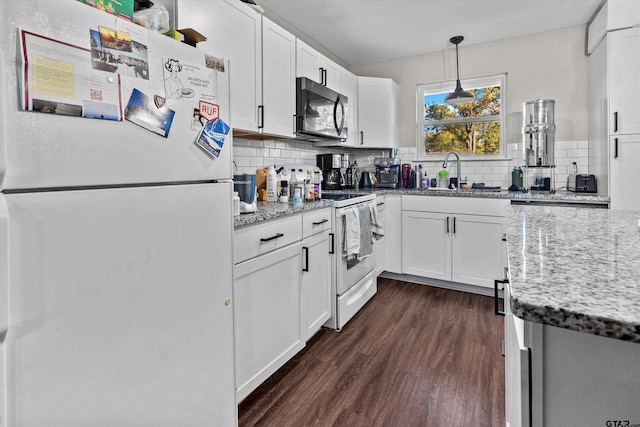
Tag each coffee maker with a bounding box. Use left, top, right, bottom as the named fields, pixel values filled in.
left=317, top=154, right=345, bottom=190
left=374, top=157, right=400, bottom=188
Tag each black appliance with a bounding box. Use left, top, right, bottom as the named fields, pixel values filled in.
left=567, top=174, right=597, bottom=193
left=296, top=77, right=348, bottom=142
left=317, top=154, right=345, bottom=190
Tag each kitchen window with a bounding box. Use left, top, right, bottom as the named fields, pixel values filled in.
left=416, top=74, right=506, bottom=159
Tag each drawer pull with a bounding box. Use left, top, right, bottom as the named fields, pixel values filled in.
left=312, top=219, right=329, bottom=226
left=260, top=233, right=284, bottom=242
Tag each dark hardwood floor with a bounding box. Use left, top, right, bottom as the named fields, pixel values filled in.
left=238, top=277, right=505, bottom=427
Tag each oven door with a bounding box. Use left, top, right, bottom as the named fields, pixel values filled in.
left=334, top=204, right=377, bottom=295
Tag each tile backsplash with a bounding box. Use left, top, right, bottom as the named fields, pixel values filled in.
left=233, top=138, right=589, bottom=190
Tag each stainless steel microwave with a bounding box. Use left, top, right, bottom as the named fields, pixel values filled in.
left=296, top=77, right=348, bottom=142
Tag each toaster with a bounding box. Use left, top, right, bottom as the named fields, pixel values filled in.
left=567, top=174, right=597, bottom=193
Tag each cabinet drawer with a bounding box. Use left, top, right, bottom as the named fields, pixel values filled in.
left=302, top=208, right=332, bottom=238
left=234, top=215, right=302, bottom=263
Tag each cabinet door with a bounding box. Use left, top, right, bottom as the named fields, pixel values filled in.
left=301, top=231, right=331, bottom=341
left=357, top=76, right=399, bottom=148
left=384, top=195, right=402, bottom=274
left=321, top=58, right=341, bottom=92
left=505, top=284, right=531, bottom=427
left=340, top=68, right=359, bottom=147
left=295, top=39, right=340, bottom=90
left=610, top=135, right=640, bottom=210
left=234, top=242, right=303, bottom=402
left=402, top=211, right=451, bottom=280
left=178, top=0, right=261, bottom=132
left=609, top=27, right=640, bottom=135
left=262, top=17, right=296, bottom=138
left=296, top=39, right=324, bottom=84
left=451, top=214, right=505, bottom=288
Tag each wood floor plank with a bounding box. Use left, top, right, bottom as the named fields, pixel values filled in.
left=238, top=277, right=505, bottom=427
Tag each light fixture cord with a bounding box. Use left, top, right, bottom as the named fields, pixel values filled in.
left=455, top=42, right=460, bottom=81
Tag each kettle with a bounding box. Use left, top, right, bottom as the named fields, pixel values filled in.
left=359, top=171, right=373, bottom=188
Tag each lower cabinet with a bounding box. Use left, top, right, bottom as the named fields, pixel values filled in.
left=233, top=208, right=332, bottom=402
left=301, top=230, right=331, bottom=341
left=234, top=242, right=303, bottom=403
left=383, top=194, right=402, bottom=273
left=401, top=196, right=507, bottom=288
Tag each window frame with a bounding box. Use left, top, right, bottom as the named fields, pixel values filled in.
left=416, top=73, right=507, bottom=160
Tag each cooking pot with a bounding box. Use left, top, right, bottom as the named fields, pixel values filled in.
left=359, top=171, right=373, bottom=188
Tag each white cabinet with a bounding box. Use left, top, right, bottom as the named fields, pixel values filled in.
left=233, top=215, right=304, bottom=402
left=178, top=2, right=295, bottom=137
left=609, top=27, right=640, bottom=135
left=296, top=38, right=340, bottom=92
left=340, top=68, right=359, bottom=147
left=383, top=194, right=402, bottom=274
left=451, top=214, right=506, bottom=286
left=261, top=16, right=296, bottom=137
left=402, top=210, right=451, bottom=280
left=504, top=282, right=534, bottom=427
left=610, top=134, right=640, bottom=210
left=401, top=196, right=507, bottom=288
left=357, top=76, right=399, bottom=148
left=504, top=287, right=640, bottom=427
left=301, top=209, right=332, bottom=341
left=177, top=0, right=261, bottom=132
left=233, top=208, right=333, bottom=400
left=589, top=24, right=640, bottom=209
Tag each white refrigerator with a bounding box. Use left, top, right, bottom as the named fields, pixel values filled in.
left=0, top=1, right=236, bottom=425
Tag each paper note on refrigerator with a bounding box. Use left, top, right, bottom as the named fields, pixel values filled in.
left=162, top=57, right=216, bottom=102
left=18, top=29, right=122, bottom=120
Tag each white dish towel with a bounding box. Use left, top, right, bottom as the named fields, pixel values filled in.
left=343, top=206, right=360, bottom=258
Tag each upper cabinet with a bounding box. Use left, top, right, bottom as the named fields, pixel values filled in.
left=177, top=1, right=295, bottom=138
left=587, top=0, right=640, bottom=54
left=177, top=0, right=262, bottom=132
left=588, top=2, right=640, bottom=209
left=261, top=17, right=296, bottom=138
left=357, top=76, right=399, bottom=148
left=296, top=39, right=341, bottom=92
left=608, top=27, right=640, bottom=135
left=339, top=68, right=359, bottom=148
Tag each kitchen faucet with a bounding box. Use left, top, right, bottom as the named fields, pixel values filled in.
left=442, top=151, right=461, bottom=189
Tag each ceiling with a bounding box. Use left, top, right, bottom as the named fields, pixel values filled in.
left=257, top=0, right=604, bottom=67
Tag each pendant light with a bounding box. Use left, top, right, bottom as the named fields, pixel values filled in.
left=445, top=36, right=475, bottom=105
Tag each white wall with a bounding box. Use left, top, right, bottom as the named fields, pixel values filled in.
left=351, top=25, right=589, bottom=149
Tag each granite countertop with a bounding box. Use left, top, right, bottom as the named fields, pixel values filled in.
left=506, top=205, right=640, bottom=343
left=328, top=187, right=610, bottom=204
left=235, top=188, right=609, bottom=228
left=234, top=199, right=333, bottom=228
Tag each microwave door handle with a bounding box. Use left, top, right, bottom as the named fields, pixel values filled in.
left=334, top=97, right=345, bottom=136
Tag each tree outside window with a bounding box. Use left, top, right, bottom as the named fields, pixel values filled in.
left=418, top=74, right=506, bottom=158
